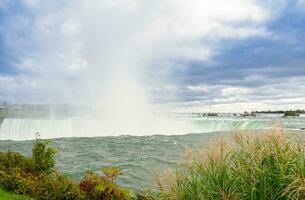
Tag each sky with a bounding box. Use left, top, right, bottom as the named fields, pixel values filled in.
left=0, top=0, right=305, bottom=112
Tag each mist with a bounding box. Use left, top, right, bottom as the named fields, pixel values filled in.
left=1, top=0, right=272, bottom=133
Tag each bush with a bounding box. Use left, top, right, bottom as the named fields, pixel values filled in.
left=0, top=139, right=56, bottom=174
left=0, top=167, right=32, bottom=193
left=284, top=111, right=300, bottom=117
left=0, top=151, right=34, bottom=173
left=29, top=172, right=84, bottom=200
left=32, top=140, right=57, bottom=173
left=157, top=128, right=305, bottom=200
left=79, top=167, right=131, bottom=200
left=0, top=140, right=134, bottom=200
left=0, top=140, right=85, bottom=200
left=135, top=192, right=156, bottom=200
left=0, top=168, right=84, bottom=199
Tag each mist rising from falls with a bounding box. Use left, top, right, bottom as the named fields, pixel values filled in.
left=0, top=1, right=277, bottom=141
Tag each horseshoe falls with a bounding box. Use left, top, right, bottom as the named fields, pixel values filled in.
left=1, top=114, right=304, bottom=141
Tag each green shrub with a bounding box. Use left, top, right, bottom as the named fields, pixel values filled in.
left=0, top=140, right=133, bottom=200
left=29, top=172, right=84, bottom=200
left=32, top=140, right=57, bottom=173
left=0, top=167, right=32, bottom=193
left=135, top=192, right=156, bottom=200
left=79, top=168, right=131, bottom=200
left=0, top=151, right=34, bottom=173
left=283, top=111, right=300, bottom=117
left=157, top=128, right=305, bottom=200
left=0, top=139, right=56, bottom=174
left=0, top=140, right=85, bottom=200
left=0, top=168, right=84, bottom=199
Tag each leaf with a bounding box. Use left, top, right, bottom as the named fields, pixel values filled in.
left=102, top=166, right=122, bottom=181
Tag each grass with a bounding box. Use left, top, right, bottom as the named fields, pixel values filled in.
left=156, top=127, right=305, bottom=200
left=0, top=187, right=29, bottom=200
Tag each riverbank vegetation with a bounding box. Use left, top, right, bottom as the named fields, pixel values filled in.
left=157, top=128, right=305, bottom=199
left=1, top=127, right=305, bottom=199
left=254, top=110, right=305, bottom=116
left=0, top=140, right=133, bottom=200
left=283, top=111, right=301, bottom=117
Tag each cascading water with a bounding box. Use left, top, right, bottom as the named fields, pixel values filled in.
left=1, top=114, right=305, bottom=141
left=192, top=118, right=266, bottom=132
left=0, top=116, right=271, bottom=141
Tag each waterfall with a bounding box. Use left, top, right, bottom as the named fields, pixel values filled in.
left=0, top=117, right=270, bottom=141
left=192, top=118, right=266, bottom=132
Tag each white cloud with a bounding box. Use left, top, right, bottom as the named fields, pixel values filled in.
left=16, top=58, right=35, bottom=71
left=2, top=0, right=274, bottom=110
left=23, top=0, right=38, bottom=7
left=298, top=0, right=305, bottom=5
left=61, top=21, right=80, bottom=36
left=186, top=85, right=211, bottom=93
left=66, top=58, right=88, bottom=72
left=173, top=75, right=305, bottom=112
left=221, top=87, right=252, bottom=96
left=0, top=75, right=38, bottom=102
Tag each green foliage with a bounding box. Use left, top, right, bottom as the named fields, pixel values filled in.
left=0, top=141, right=84, bottom=198
left=32, top=140, right=57, bottom=173
left=135, top=192, right=156, bottom=200
left=0, top=187, right=29, bottom=200
left=79, top=169, right=131, bottom=200
left=0, top=151, right=34, bottom=173
left=28, top=172, right=84, bottom=200
left=0, top=140, right=85, bottom=200
left=102, top=166, right=123, bottom=182
left=284, top=111, right=300, bottom=117
left=0, top=168, right=84, bottom=200
left=157, top=128, right=305, bottom=200
left=0, top=140, right=134, bottom=200
left=207, top=113, right=218, bottom=117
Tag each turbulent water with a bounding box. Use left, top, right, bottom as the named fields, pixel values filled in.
left=0, top=114, right=305, bottom=189
left=0, top=133, right=225, bottom=190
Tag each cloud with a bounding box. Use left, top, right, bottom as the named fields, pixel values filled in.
left=170, top=75, right=305, bottom=112
left=0, top=74, right=37, bottom=102
left=221, top=87, right=252, bottom=96
left=0, top=0, right=270, bottom=102
left=22, top=0, right=38, bottom=7
left=0, top=0, right=304, bottom=112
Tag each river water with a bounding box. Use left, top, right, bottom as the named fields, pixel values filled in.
left=0, top=114, right=304, bottom=190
